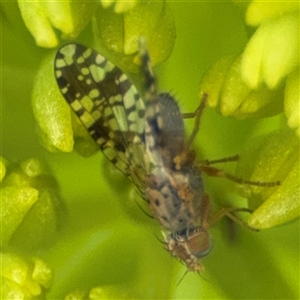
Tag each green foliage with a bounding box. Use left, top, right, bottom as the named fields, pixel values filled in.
left=1, top=253, right=52, bottom=299
left=1, top=157, right=63, bottom=249
left=1, top=1, right=299, bottom=299
left=236, top=127, right=300, bottom=229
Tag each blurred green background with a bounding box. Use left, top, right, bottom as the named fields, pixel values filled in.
left=1, top=1, right=299, bottom=299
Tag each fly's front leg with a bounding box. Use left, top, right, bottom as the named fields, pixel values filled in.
left=199, top=193, right=211, bottom=230
left=174, top=93, right=208, bottom=169
left=182, top=93, right=208, bottom=148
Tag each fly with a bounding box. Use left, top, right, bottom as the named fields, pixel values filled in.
left=54, top=40, right=280, bottom=272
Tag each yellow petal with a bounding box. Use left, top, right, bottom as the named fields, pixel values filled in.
left=246, top=1, right=299, bottom=26
left=242, top=12, right=299, bottom=89
left=220, top=56, right=250, bottom=116
left=241, top=22, right=267, bottom=89
left=284, top=68, right=300, bottom=134
left=1, top=187, right=39, bottom=246
left=18, top=0, right=58, bottom=48
left=261, top=12, right=299, bottom=89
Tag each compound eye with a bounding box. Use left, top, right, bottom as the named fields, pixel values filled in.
left=186, top=228, right=212, bottom=259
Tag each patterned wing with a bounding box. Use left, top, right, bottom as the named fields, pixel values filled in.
left=54, top=43, right=146, bottom=196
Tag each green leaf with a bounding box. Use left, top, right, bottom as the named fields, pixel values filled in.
left=94, top=1, right=176, bottom=73
left=1, top=158, right=63, bottom=249
left=32, top=53, right=74, bottom=153
left=236, top=127, right=300, bottom=229
left=1, top=186, right=39, bottom=246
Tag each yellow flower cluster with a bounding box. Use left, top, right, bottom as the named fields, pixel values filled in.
left=200, top=2, right=299, bottom=134
left=17, top=0, right=98, bottom=48
left=1, top=253, right=52, bottom=300
left=242, top=2, right=299, bottom=134
left=0, top=157, right=63, bottom=249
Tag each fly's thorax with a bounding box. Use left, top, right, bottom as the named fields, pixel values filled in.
left=164, top=226, right=212, bottom=272
left=155, top=93, right=185, bottom=160
left=146, top=165, right=204, bottom=232
left=145, top=92, right=186, bottom=168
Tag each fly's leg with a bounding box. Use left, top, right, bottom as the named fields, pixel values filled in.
left=199, top=193, right=211, bottom=230
left=199, top=155, right=240, bottom=166
left=200, top=194, right=257, bottom=231
left=196, top=156, right=280, bottom=232
left=174, top=93, right=208, bottom=169
left=197, top=164, right=280, bottom=187
left=200, top=194, right=257, bottom=232
left=209, top=206, right=258, bottom=231
left=198, top=155, right=280, bottom=186
left=182, top=93, right=208, bottom=148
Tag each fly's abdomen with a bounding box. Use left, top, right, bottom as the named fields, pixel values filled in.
left=146, top=166, right=204, bottom=232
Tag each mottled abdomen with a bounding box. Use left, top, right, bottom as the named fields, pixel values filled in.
left=147, top=165, right=204, bottom=232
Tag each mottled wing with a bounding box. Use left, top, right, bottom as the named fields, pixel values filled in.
left=54, top=43, right=146, bottom=196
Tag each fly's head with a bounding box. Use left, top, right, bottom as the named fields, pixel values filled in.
left=164, top=226, right=212, bottom=272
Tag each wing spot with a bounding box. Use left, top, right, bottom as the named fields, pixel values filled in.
left=94, top=98, right=104, bottom=106
left=80, top=111, right=94, bottom=128
left=55, top=69, right=62, bottom=77
left=80, top=96, right=94, bottom=112
left=119, top=74, right=127, bottom=82
left=91, top=110, right=101, bottom=121
left=55, top=59, right=66, bottom=69
left=104, top=61, right=115, bottom=72
left=90, top=64, right=105, bottom=82
left=61, top=87, right=68, bottom=94
left=96, top=54, right=105, bottom=64
left=82, top=48, right=93, bottom=59
left=77, top=56, right=84, bottom=64
left=81, top=67, right=89, bottom=75
left=70, top=100, right=82, bottom=111
left=89, top=89, right=100, bottom=98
